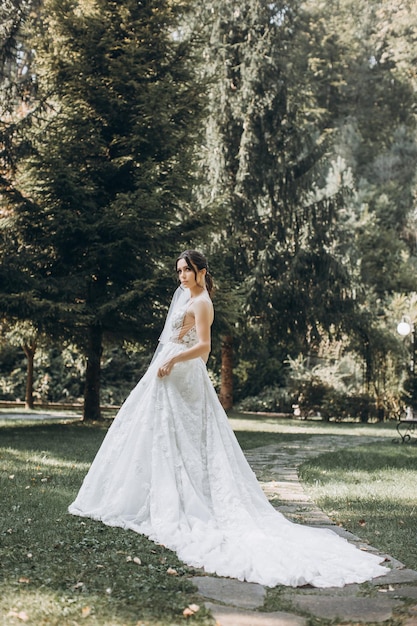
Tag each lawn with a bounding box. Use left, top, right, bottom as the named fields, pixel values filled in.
left=0, top=413, right=415, bottom=625
left=0, top=420, right=212, bottom=626
left=298, top=442, right=417, bottom=571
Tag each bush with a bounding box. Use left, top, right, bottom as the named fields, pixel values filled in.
left=320, top=390, right=375, bottom=422
left=235, top=385, right=293, bottom=413
left=296, top=377, right=330, bottom=419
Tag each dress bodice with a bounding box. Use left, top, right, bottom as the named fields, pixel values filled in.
left=169, top=304, right=198, bottom=347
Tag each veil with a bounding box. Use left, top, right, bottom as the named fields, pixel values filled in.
left=150, top=285, right=191, bottom=363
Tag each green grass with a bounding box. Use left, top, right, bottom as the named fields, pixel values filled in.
left=0, top=414, right=415, bottom=625
left=299, top=442, right=417, bottom=571
left=0, top=422, right=212, bottom=626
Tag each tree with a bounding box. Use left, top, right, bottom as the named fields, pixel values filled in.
left=195, top=0, right=356, bottom=405
left=2, top=320, right=38, bottom=408
left=2, top=0, right=204, bottom=419
left=317, top=0, right=417, bottom=406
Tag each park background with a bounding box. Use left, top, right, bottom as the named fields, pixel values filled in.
left=2, top=2, right=417, bottom=625
left=1, top=0, right=417, bottom=421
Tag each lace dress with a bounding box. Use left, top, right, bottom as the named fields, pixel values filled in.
left=69, top=300, right=388, bottom=588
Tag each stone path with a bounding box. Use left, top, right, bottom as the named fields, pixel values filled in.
left=191, top=434, right=417, bottom=626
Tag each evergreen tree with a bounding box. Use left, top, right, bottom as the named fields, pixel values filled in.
left=196, top=0, right=354, bottom=405
left=3, top=0, right=203, bottom=419
left=317, top=0, right=417, bottom=407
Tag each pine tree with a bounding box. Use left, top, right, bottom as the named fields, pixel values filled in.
left=4, top=0, right=203, bottom=419
left=196, top=0, right=354, bottom=405
left=314, top=0, right=417, bottom=407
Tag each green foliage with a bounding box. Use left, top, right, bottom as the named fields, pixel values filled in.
left=2, top=0, right=417, bottom=415
left=1, top=0, right=207, bottom=417
left=10, top=0, right=203, bottom=340
left=285, top=353, right=378, bottom=421
left=0, top=339, right=153, bottom=404
left=236, top=385, right=293, bottom=414
left=0, top=342, right=26, bottom=399
left=320, top=390, right=376, bottom=423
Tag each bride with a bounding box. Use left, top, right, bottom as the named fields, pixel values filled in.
left=69, top=250, right=388, bottom=588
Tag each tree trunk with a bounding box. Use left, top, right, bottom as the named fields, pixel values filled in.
left=83, top=323, right=103, bottom=421
left=219, top=334, right=233, bottom=410
left=361, top=337, right=371, bottom=423
left=22, top=343, right=36, bottom=410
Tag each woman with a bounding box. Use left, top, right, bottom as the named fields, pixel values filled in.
left=69, top=250, right=388, bottom=588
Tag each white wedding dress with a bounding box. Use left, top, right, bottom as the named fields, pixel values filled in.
left=69, top=290, right=388, bottom=588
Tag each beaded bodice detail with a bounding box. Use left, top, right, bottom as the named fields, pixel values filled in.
left=170, top=304, right=198, bottom=347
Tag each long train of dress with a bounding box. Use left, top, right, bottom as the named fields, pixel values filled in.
left=69, top=303, right=389, bottom=588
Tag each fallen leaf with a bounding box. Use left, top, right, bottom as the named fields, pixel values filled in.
left=7, top=611, right=29, bottom=622
left=358, top=519, right=366, bottom=526
left=73, top=581, right=85, bottom=590
left=18, top=577, right=30, bottom=584
left=183, top=607, right=194, bottom=617
left=81, top=606, right=91, bottom=618
left=166, top=567, right=178, bottom=576
left=183, top=604, right=200, bottom=617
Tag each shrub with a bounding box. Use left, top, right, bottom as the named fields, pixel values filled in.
left=236, top=385, right=293, bottom=413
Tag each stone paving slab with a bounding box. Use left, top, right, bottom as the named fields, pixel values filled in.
left=286, top=583, right=363, bottom=596
left=191, top=577, right=265, bottom=609
left=370, top=569, right=417, bottom=585
left=387, top=587, right=417, bottom=600
left=205, top=603, right=307, bottom=626
left=286, top=594, right=400, bottom=622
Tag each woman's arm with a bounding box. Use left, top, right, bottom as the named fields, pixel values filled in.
left=157, top=298, right=213, bottom=378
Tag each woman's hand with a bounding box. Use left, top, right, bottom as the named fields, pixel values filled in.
left=157, top=358, right=175, bottom=378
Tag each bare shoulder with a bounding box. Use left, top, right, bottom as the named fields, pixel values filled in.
left=192, top=295, right=214, bottom=323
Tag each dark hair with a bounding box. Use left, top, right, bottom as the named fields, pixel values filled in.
left=176, top=250, right=214, bottom=296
